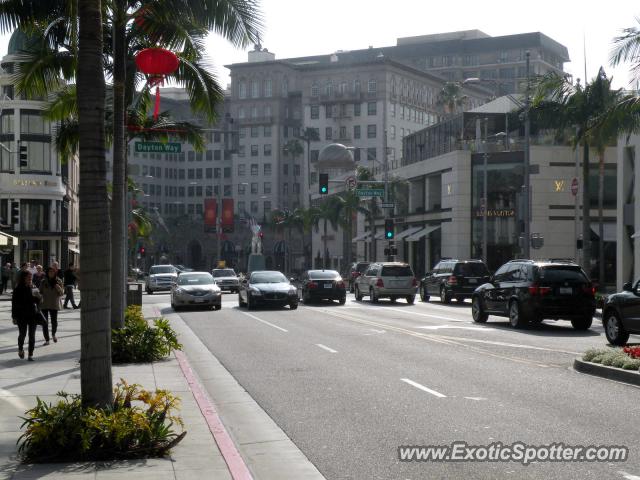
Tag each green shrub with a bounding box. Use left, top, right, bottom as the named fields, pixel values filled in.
left=621, top=359, right=640, bottom=370
left=18, top=380, right=186, bottom=463
left=112, top=306, right=181, bottom=363
left=582, top=348, right=603, bottom=362
left=590, top=353, right=605, bottom=364
left=601, top=350, right=628, bottom=366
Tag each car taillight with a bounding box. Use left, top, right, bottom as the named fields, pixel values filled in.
left=308, top=281, right=318, bottom=289
left=447, top=276, right=458, bottom=285
left=412, top=277, right=418, bottom=287
left=582, top=285, right=596, bottom=296
left=376, top=278, right=384, bottom=288
left=337, top=281, right=345, bottom=289
left=528, top=284, right=551, bottom=296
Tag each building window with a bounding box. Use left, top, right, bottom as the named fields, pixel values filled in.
left=293, top=165, right=300, bottom=176
left=224, top=167, right=231, bottom=178
left=238, top=107, right=245, bottom=119
left=196, top=151, right=203, bottom=161
left=325, top=127, right=332, bottom=140
left=188, top=186, right=195, bottom=197
left=264, top=144, right=272, bottom=156
left=339, top=126, right=347, bottom=139
left=311, top=150, right=319, bottom=162
left=251, top=164, right=259, bottom=176
left=325, top=105, right=333, bottom=118
left=214, top=168, right=221, bottom=178
left=251, top=126, right=259, bottom=137
left=251, top=201, right=258, bottom=213
left=188, top=204, right=195, bottom=214
left=206, top=150, right=213, bottom=161
left=178, top=186, right=185, bottom=196
left=264, top=201, right=271, bottom=213
left=264, top=163, right=271, bottom=175
left=367, top=101, right=377, bottom=115
left=368, top=79, right=376, bottom=93
left=251, top=80, right=259, bottom=98
left=20, top=110, right=50, bottom=134
left=188, top=151, right=195, bottom=161
left=214, top=150, right=221, bottom=160
left=325, top=81, right=333, bottom=96
left=251, top=106, right=258, bottom=118
left=367, top=124, right=376, bottom=138
left=264, top=79, right=272, bottom=97
left=188, top=169, right=195, bottom=179
left=311, top=84, right=319, bottom=97
left=390, top=125, right=396, bottom=139
left=238, top=183, right=246, bottom=195
left=206, top=168, right=212, bottom=179
left=238, top=164, right=245, bottom=176
left=282, top=77, right=289, bottom=96
left=238, top=145, right=245, bottom=157
left=264, top=125, right=271, bottom=137
left=264, top=182, right=271, bottom=194
left=367, top=147, right=376, bottom=161
left=251, top=182, right=258, bottom=194
left=283, top=164, right=289, bottom=176
left=238, top=201, right=245, bottom=213
left=251, top=145, right=258, bottom=156
left=196, top=168, right=203, bottom=179
left=354, top=103, right=361, bottom=116
left=353, top=79, right=360, bottom=93
left=20, top=200, right=49, bottom=231
left=353, top=125, right=361, bottom=139
left=196, top=186, right=203, bottom=197
left=238, top=81, right=246, bottom=99
left=390, top=103, right=396, bottom=117
left=310, top=105, right=319, bottom=119
left=293, top=183, right=300, bottom=194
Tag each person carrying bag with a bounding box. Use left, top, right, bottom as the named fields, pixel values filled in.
left=39, top=267, right=64, bottom=344
left=11, top=270, right=40, bottom=361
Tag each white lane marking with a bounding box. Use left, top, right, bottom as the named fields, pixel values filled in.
left=379, top=307, right=468, bottom=322
left=618, top=472, right=640, bottom=480
left=464, top=397, right=487, bottom=401
left=417, top=325, right=494, bottom=331
left=401, top=378, right=446, bottom=398
left=316, top=344, right=338, bottom=353
left=240, top=312, right=288, bottom=332
left=369, top=329, right=386, bottom=334
left=434, top=335, right=581, bottom=355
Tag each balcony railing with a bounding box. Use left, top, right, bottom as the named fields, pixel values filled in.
left=236, top=116, right=273, bottom=126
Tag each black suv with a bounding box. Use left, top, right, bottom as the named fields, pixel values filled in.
left=471, top=260, right=596, bottom=329
left=602, top=280, right=640, bottom=345
left=420, top=259, right=490, bottom=303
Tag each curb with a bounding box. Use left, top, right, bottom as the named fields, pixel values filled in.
left=573, top=358, right=640, bottom=386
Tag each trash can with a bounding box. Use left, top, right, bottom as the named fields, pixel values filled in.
left=127, top=282, right=142, bottom=306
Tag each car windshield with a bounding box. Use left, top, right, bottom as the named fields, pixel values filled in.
left=150, top=266, right=175, bottom=274
left=177, top=273, right=214, bottom=285
left=536, top=267, right=587, bottom=283
left=213, top=269, right=236, bottom=278
left=308, top=270, right=340, bottom=280
left=356, top=263, right=370, bottom=273
left=381, top=265, right=413, bottom=277
left=454, top=263, right=489, bottom=276
left=251, top=272, right=287, bottom=284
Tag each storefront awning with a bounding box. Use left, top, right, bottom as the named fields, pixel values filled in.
left=395, top=226, right=423, bottom=241
left=351, top=232, right=371, bottom=243
left=590, top=224, right=616, bottom=243
left=0, top=231, right=18, bottom=247
left=406, top=225, right=441, bottom=242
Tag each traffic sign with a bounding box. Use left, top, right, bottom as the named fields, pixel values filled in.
left=571, top=177, right=578, bottom=196
left=345, top=176, right=357, bottom=191
left=356, top=188, right=384, bottom=198
left=380, top=202, right=395, bottom=209
left=135, top=141, right=181, bottom=153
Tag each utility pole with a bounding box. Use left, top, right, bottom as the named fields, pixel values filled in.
left=523, top=50, right=531, bottom=259
left=482, top=118, right=488, bottom=265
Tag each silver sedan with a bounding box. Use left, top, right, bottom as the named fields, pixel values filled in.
left=171, top=272, right=222, bottom=311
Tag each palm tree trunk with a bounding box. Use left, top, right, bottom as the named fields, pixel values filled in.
left=582, top=142, right=591, bottom=278
left=598, top=152, right=605, bottom=286
left=77, top=0, right=113, bottom=409
left=369, top=199, right=376, bottom=262
left=110, top=0, right=126, bottom=329
left=323, top=218, right=328, bottom=268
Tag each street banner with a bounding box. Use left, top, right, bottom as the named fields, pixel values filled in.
left=204, top=198, right=217, bottom=232
left=222, top=199, right=234, bottom=232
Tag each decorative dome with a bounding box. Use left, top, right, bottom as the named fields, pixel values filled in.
left=7, top=29, right=39, bottom=56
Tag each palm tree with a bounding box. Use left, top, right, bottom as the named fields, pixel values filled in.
left=436, top=82, right=467, bottom=118
left=335, top=191, right=368, bottom=268
left=283, top=139, right=304, bottom=205
left=610, top=17, right=640, bottom=81
left=313, top=198, right=340, bottom=269
left=298, top=127, right=320, bottom=205
left=77, top=0, right=113, bottom=409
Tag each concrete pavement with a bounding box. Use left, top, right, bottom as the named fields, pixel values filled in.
left=0, top=293, right=325, bottom=480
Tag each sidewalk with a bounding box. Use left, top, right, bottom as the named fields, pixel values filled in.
left=0, top=303, right=233, bottom=480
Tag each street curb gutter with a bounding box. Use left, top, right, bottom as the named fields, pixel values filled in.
left=151, top=306, right=326, bottom=480
left=573, top=358, right=640, bottom=386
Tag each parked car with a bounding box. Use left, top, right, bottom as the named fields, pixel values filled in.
left=238, top=270, right=298, bottom=310
left=602, top=281, right=640, bottom=345
left=171, top=272, right=221, bottom=311
left=145, top=265, right=178, bottom=294
left=354, top=262, right=417, bottom=304
left=212, top=268, right=240, bottom=293
left=471, top=260, right=596, bottom=329
left=420, top=259, right=490, bottom=303
left=297, top=269, right=347, bottom=304
left=347, top=262, right=371, bottom=293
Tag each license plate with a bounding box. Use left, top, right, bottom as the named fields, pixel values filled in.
left=468, top=278, right=477, bottom=284
left=559, top=287, right=572, bottom=295
left=324, top=284, right=332, bottom=289
left=195, top=298, right=205, bottom=302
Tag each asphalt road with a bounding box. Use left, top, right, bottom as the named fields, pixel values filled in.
left=145, top=291, right=640, bottom=480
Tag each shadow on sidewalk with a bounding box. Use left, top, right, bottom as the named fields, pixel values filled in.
left=0, top=334, right=81, bottom=356
left=2, top=366, right=80, bottom=390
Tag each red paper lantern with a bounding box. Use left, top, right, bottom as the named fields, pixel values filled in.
left=135, top=48, right=180, bottom=119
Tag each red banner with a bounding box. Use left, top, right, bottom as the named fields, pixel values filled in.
left=222, top=199, right=234, bottom=232
left=204, top=198, right=217, bottom=232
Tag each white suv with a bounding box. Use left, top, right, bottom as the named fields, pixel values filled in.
left=354, top=262, right=417, bottom=304
left=145, top=265, right=178, bottom=294
left=212, top=268, right=240, bottom=293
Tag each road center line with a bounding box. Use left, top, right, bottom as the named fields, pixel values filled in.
left=366, top=306, right=468, bottom=322
left=401, top=378, right=447, bottom=398
left=240, top=312, right=288, bottom=332
left=316, top=344, right=338, bottom=353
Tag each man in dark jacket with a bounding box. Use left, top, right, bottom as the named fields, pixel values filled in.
left=63, top=264, right=78, bottom=309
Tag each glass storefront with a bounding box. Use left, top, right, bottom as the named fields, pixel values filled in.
left=471, top=151, right=524, bottom=271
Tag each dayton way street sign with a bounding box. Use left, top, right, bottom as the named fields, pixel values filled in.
left=356, top=188, right=384, bottom=198
left=135, top=141, right=182, bottom=153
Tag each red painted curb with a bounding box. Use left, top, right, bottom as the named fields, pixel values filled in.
left=153, top=306, right=253, bottom=480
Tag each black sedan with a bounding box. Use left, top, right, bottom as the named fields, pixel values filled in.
left=602, top=280, right=640, bottom=345
left=238, top=271, right=298, bottom=310
left=297, top=270, right=347, bottom=304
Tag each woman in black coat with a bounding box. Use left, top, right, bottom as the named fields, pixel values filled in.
left=11, top=270, right=40, bottom=360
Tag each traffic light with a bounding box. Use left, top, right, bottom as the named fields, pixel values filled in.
left=384, top=218, right=394, bottom=240
left=11, top=201, right=19, bottom=225
left=139, top=246, right=146, bottom=257
left=319, top=173, right=329, bottom=195
left=18, top=142, right=27, bottom=168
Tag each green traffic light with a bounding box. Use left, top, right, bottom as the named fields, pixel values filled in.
left=321, top=187, right=327, bottom=193
left=386, top=232, right=392, bottom=238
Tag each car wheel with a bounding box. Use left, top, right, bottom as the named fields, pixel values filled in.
left=603, top=311, right=630, bottom=345
left=440, top=286, right=451, bottom=304
left=339, top=297, right=346, bottom=305
left=406, top=295, right=415, bottom=305
left=370, top=288, right=379, bottom=304
left=420, top=286, right=430, bottom=302
left=571, top=315, right=592, bottom=330
left=456, top=296, right=465, bottom=303
left=509, top=300, right=526, bottom=329
left=355, top=286, right=363, bottom=302
left=471, top=296, right=488, bottom=323
left=214, top=304, right=222, bottom=311
left=289, top=303, right=298, bottom=310
left=146, top=289, right=153, bottom=295
left=390, top=296, right=397, bottom=303
left=303, top=291, right=312, bottom=304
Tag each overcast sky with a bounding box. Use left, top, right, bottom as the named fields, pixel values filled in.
left=0, top=0, right=637, bottom=90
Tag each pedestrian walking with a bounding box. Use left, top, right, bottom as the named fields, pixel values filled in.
left=11, top=270, right=40, bottom=361
left=1, top=262, right=11, bottom=293
left=39, top=267, right=64, bottom=343
left=63, top=263, right=78, bottom=309
left=75, top=268, right=81, bottom=309
left=32, top=265, right=45, bottom=289
left=28, top=260, right=37, bottom=276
